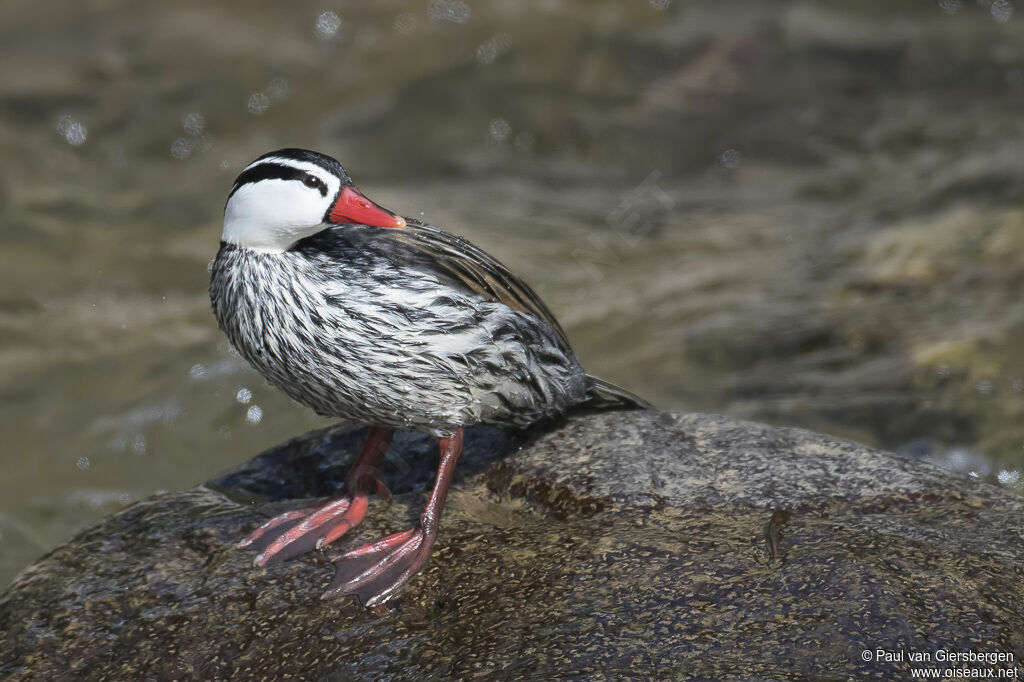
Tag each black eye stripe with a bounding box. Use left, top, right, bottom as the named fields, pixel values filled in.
left=227, top=163, right=329, bottom=200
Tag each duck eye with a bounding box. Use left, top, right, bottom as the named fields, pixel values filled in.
left=302, top=175, right=327, bottom=196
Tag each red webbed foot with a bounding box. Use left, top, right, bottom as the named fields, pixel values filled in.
left=323, top=526, right=433, bottom=606
left=323, top=428, right=464, bottom=607
left=238, top=427, right=393, bottom=566
left=240, top=493, right=372, bottom=566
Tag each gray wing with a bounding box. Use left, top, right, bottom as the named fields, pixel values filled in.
left=388, top=220, right=651, bottom=411
left=384, top=218, right=570, bottom=341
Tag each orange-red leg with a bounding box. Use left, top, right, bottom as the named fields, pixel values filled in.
left=324, top=428, right=464, bottom=607
left=239, top=427, right=393, bottom=566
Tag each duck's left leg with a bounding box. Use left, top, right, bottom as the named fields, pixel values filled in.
left=323, top=428, right=464, bottom=607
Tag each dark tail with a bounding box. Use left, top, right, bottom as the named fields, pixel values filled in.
left=582, top=375, right=652, bottom=411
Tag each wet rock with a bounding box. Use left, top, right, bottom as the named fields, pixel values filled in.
left=2, top=411, right=1023, bottom=680
left=9, top=0, right=1024, bottom=590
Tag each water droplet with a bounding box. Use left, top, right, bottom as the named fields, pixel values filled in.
left=132, top=435, right=147, bottom=455
left=76, top=456, right=90, bottom=470
left=246, top=405, right=264, bottom=425
left=998, top=469, right=1021, bottom=486
left=476, top=33, right=512, bottom=65
left=650, top=0, right=671, bottom=9
left=170, top=137, right=192, bottom=160
left=991, top=0, right=1013, bottom=22
left=56, top=114, right=87, bottom=147
left=183, top=112, right=206, bottom=135
left=717, top=148, right=742, bottom=169
left=118, top=493, right=131, bottom=506
left=489, top=118, right=511, bottom=143
left=428, top=0, right=471, bottom=24
left=236, top=387, right=253, bottom=404
left=248, top=92, right=270, bottom=115
left=189, top=363, right=207, bottom=379
left=937, top=0, right=962, bottom=14
left=315, top=11, right=342, bottom=39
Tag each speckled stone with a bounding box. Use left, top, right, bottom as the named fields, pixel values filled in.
left=2, top=411, right=1023, bottom=680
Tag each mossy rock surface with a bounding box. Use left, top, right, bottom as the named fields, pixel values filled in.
left=2, top=411, right=1023, bottom=680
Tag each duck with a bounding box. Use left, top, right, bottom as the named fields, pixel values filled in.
left=209, top=148, right=648, bottom=607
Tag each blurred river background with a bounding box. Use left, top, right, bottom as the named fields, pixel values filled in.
left=3, top=0, right=1024, bottom=586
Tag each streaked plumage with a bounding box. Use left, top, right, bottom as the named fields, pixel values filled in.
left=211, top=220, right=588, bottom=437
left=209, top=148, right=647, bottom=606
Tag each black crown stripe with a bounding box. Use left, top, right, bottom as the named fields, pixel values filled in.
left=227, top=162, right=323, bottom=201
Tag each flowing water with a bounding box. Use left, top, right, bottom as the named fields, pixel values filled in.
left=3, top=0, right=1024, bottom=585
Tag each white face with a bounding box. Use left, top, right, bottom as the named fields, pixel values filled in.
left=222, top=156, right=343, bottom=253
